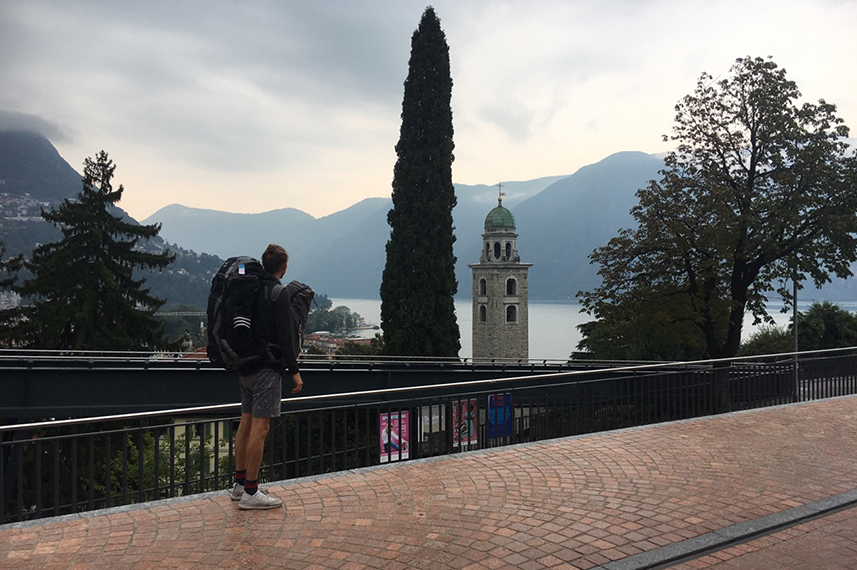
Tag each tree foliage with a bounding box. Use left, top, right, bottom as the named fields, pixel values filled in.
left=380, top=6, right=460, bottom=357
left=574, top=293, right=709, bottom=361
left=336, top=333, right=385, bottom=357
left=579, top=56, right=857, bottom=361
left=7, top=151, right=175, bottom=350
left=739, top=302, right=857, bottom=356
left=737, top=325, right=792, bottom=357
left=305, top=305, right=364, bottom=334
left=798, top=301, right=857, bottom=351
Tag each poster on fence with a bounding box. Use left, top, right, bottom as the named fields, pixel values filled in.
left=453, top=399, right=478, bottom=447
left=379, top=411, right=409, bottom=462
left=488, top=393, right=512, bottom=439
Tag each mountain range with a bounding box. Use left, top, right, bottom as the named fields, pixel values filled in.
left=142, top=152, right=663, bottom=300
left=3, top=129, right=856, bottom=307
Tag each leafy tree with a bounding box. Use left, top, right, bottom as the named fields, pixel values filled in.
left=795, top=301, right=857, bottom=351
left=740, top=302, right=857, bottom=356
left=305, top=305, right=364, bottom=334
left=8, top=151, right=175, bottom=350
left=574, top=293, right=708, bottom=361
left=335, top=333, right=385, bottom=356
left=738, top=325, right=792, bottom=357
left=380, top=6, right=460, bottom=358
left=579, top=57, right=857, bottom=364
left=315, top=293, right=332, bottom=310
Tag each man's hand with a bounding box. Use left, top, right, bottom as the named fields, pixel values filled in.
left=291, top=372, right=303, bottom=394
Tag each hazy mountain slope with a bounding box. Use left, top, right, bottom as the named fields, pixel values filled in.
left=8, top=130, right=854, bottom=305
left=0, top=130, right=81, bottom=201
left=515, top=151, right=664, bottom=299
left=0, top=131, right=224, bottom=308
left=142, top=155, right=664, bottom=300
left=300, top=199, right=391, bottom=298
left=142, top=204, right=315, bottom=260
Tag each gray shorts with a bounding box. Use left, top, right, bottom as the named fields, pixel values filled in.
left=239, top=368, right=283, bottom=418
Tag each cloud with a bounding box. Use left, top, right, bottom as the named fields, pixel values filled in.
left=0, top=0, right=854, bottom=220
left=0, top=111, right=70, bottom=143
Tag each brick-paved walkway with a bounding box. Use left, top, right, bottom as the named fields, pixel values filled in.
left=3, top=396, right=857, bottom=569
left=671, top=506, right=857, bottom=569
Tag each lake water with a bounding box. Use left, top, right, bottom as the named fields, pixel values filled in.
left=332, top=299, right=587, bottom=361
left=331, top=298, right=847, bottom=361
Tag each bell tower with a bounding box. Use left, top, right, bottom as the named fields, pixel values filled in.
left=469, top=184, right=532, bottom=361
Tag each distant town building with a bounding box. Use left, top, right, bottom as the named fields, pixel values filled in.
left=304, top=333, right=373, bottom=355
left=469, top=188, right=531, bottom=361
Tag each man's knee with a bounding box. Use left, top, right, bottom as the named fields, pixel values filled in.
left=251, top=417, right=271, bottom=439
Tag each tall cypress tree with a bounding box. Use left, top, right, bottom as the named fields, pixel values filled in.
left=380, top=6, right=460, bottom=357
left=11, top=151, right=175, bottom=351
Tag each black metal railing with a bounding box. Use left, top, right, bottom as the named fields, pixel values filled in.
left=3, top=348, right=857, bottom=525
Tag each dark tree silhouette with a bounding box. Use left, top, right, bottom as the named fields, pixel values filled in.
left=380, top=6, right=460, bottom=357
left=9, top=151, right=175, bottom=350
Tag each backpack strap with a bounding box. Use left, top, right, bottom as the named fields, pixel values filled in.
left=260, top=283, right=286, bottom=366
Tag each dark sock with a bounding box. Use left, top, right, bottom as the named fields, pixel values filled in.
left=234, top=469, right=246, bottom=486
left=244, top=479, right=259, bottom=495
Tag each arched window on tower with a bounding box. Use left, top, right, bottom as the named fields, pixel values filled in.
left=494, top=242, right=501, bottom=259
left=479, top=305, right=487, bottom=323
left=505, top=242, right=512, bottom=259
left=506, top=305, right=517, bottom=323
left=485, top=242, right=490, bottom=259
left=506, top=278, right=517, bottom=295
left=479, top=278, right=487, bottom=296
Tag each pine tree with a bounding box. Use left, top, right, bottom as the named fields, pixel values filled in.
left=380, top=6, right=460, bottom=357
left=10, top=151, right=175, bottom=351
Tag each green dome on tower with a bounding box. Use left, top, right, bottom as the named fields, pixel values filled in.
left=484, top=203, right=516, bottom=230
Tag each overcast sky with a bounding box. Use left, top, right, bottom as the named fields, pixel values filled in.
left=1, top=0, right=855, bottom=221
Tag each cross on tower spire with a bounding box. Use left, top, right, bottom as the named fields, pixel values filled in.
left=497, top=181, right=505, bottom=206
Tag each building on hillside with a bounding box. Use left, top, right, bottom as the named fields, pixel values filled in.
left=469, top=188, right=532, bottom=361
left=304, top=332, right=373, bottom=355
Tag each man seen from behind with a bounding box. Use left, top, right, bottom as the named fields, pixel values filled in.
left=229, top=244, right=303, bottom=510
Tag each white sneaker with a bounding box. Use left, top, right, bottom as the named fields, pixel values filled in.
left=229, top=482, right=269, bottom=501
left=238, top=490, right=283, bottom=510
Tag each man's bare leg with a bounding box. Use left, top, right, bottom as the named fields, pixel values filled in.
left=244, top=416, right=270, bottom=482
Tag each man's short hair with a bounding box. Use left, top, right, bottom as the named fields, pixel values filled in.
left=262, top=244, right=289, bottom=274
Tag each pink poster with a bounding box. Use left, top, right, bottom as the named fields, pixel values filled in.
left=452, top=399, right=478, bottom=447
left=379, top=411, right=409, bottom=462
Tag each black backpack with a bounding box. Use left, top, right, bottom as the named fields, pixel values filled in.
left=283, top=280, right=315, bottom=339
left=206, top=256, right=280, bottom=371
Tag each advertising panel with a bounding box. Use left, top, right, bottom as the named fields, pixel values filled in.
left=380, top=411, right=409, bottom=462
left=488, top=393, right=512, bottom=439
left=452, top=399, right=478, bottom=447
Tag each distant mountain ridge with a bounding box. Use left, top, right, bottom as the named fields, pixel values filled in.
left=4, top=129, right=856, bottom=306
left=0, top=130, right=82, bottom=201
left=143, top=154, right=660, bottom=300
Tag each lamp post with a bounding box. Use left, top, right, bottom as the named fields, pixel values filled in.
left=793, top=271, right=799, bottom=391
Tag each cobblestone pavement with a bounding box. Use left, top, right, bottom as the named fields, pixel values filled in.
left=670, top=505, right=857, bottom=569
left=3, top=396, right=857, bottom=569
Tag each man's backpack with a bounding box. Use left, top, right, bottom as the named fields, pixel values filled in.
left=206, top=256, right=280, bottom=371
left=284, top=280, right=315, bottom=339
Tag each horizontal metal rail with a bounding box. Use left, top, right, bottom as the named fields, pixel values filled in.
left=2, top=347, right=856, bottom=526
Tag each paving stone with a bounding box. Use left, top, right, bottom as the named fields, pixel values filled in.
left=3, top=397, right=857, bottom=568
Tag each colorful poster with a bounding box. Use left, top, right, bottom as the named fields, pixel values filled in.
left=452, top=399, right=478, bottom=447
left=379, top=411, right=409, bottom=462
left=488, top=393, right=513, bottom=439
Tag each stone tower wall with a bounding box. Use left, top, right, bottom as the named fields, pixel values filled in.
left=471, top=264, right=529, bottom=360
